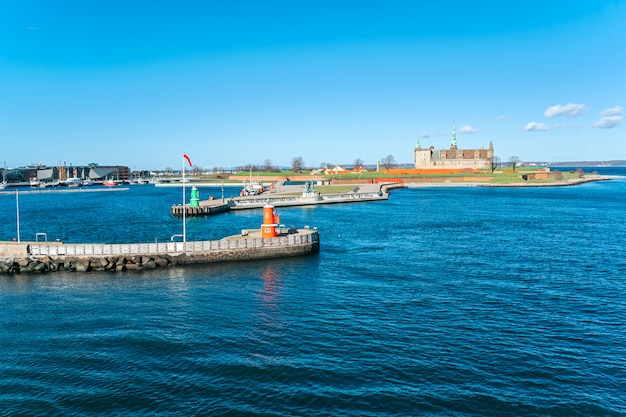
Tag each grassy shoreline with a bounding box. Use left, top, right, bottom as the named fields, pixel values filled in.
left=185, top=167, right=608, bottom=188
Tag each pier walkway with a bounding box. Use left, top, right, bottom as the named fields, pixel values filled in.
left=171, top=182, right=401, bottom=217
left=0, top=228, right=320, bottom=274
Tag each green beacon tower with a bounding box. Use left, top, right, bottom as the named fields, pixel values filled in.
left=190, top=186, right=200, bottom=208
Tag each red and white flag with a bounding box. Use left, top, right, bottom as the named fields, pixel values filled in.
left=183, top=153, right=192, bottom=166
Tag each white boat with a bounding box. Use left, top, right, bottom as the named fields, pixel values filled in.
left=60, top=177, right=82, bottom=187
left=240, top=169, right=265, bottom=196
left=82, top=178, right=94, bottom=186
left=0, top=165, right=7, bottom=189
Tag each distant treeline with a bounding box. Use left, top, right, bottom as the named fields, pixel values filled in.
left=546, top=160, right=626, bottom=166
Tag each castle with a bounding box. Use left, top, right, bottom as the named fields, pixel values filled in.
left=414, top=125, right=494, bottom=170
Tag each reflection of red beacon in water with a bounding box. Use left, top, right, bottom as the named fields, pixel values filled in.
left=261, top=205, right=279, bottom=238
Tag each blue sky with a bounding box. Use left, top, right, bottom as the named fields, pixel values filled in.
left=1, top=0, right=624, bottom=170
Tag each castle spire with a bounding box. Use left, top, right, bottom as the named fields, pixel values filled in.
left=451, top=121, right=457, bottom=149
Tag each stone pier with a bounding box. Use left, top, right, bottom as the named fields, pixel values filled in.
left=0, top=229, right=320, bottom=274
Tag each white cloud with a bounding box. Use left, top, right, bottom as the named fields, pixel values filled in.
left=523, top=122, right=549, bottom=132
left=458, top=125, right=478, bottom=134
left=419, top=132, right=430, bottom=138
left=544, top=103, right=586, bottom=118
left=593, top=116, right=623, bottom=129
left=495, top=116, right=508, bottom=121
left=599, top=106, right=622, bottom=117
left=593, top=106, right=623, bottom=129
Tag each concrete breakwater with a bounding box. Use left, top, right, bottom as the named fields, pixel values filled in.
left=230, top=189, right=388, bottom=209
left=172, top=182, right=402, bottom=217
left=171, top=191, right=387, bottom=217
left=0, top=229, right=319, bottom=274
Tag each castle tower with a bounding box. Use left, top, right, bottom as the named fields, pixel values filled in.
left=451, top=122, right=458, bottom=150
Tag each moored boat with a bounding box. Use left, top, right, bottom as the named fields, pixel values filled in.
left=60, top=177, right=82, bottom=187
left=0, top=166, right=7, bottom=190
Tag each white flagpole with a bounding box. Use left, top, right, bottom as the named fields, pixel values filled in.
left=15, top=190, right=20, bottom=243
left=182, top=155, right=186, bottom=249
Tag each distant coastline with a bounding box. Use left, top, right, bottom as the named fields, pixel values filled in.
left=545, top=160, right=626, bottom=167
left=403, top=175, right=610, bottom=188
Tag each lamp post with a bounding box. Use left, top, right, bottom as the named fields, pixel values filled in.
left=181, top=154, right=193, bottom=250
left=15, top=190, right=20, bottom=243
left=182, top=157, right=187, bottom=249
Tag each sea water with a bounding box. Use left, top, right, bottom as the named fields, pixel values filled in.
left=1, top=169, right=625, bottom=416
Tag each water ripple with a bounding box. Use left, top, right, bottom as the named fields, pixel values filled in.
left=2, top=181, right=626, bottom=415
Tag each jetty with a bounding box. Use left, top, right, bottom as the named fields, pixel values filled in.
left=0, top=206, right=319, bottom=274
left=172, top=181, right=400, bottom=217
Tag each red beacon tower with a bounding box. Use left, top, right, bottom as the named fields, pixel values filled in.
left=261, top=204, right=280, bottom=238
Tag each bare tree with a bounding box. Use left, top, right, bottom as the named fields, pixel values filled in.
left=263, top=159, right=273, bottom=172
left=381, top=154, right=396, bottom=170
left=353, top=158, right=364, bottom=170
left=238, top=164, right=260, bottom=172
left=291, top=156, right=305, bottom=173
left=509, top=156, right=521, bottom=172
left=488, top=155, right=501, bottom=173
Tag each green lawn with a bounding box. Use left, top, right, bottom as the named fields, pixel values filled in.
left=188, top=168, right=586, bottom=186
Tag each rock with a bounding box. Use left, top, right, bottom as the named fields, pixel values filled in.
left=142, top=260, right=157, bottom=269
left=153, top=256, right=169, bottom=267
left=33, top=262, right=47, bottom=272
left=75, top=262, right=89, bottom=272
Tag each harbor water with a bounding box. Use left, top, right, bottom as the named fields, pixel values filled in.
left=1, top=169, right=625, bottom=416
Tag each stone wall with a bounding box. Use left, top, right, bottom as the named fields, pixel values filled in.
left=0, top=231, right=320, bottom=274
left=414, top=145, right=494, bottom=170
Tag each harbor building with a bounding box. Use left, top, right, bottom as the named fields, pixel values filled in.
left=414, top=125, right=494, bottom=170
left=0, top=164, right=129, bottom=186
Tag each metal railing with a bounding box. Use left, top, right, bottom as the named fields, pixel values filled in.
left=28, top=232, right=318, bottom=257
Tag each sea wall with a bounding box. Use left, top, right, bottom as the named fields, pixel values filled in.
left=227, top=175, right=325, bottom=182
left=230, top=191, right=387, bottom=209
left=0, top=230, right=319, bottom=274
